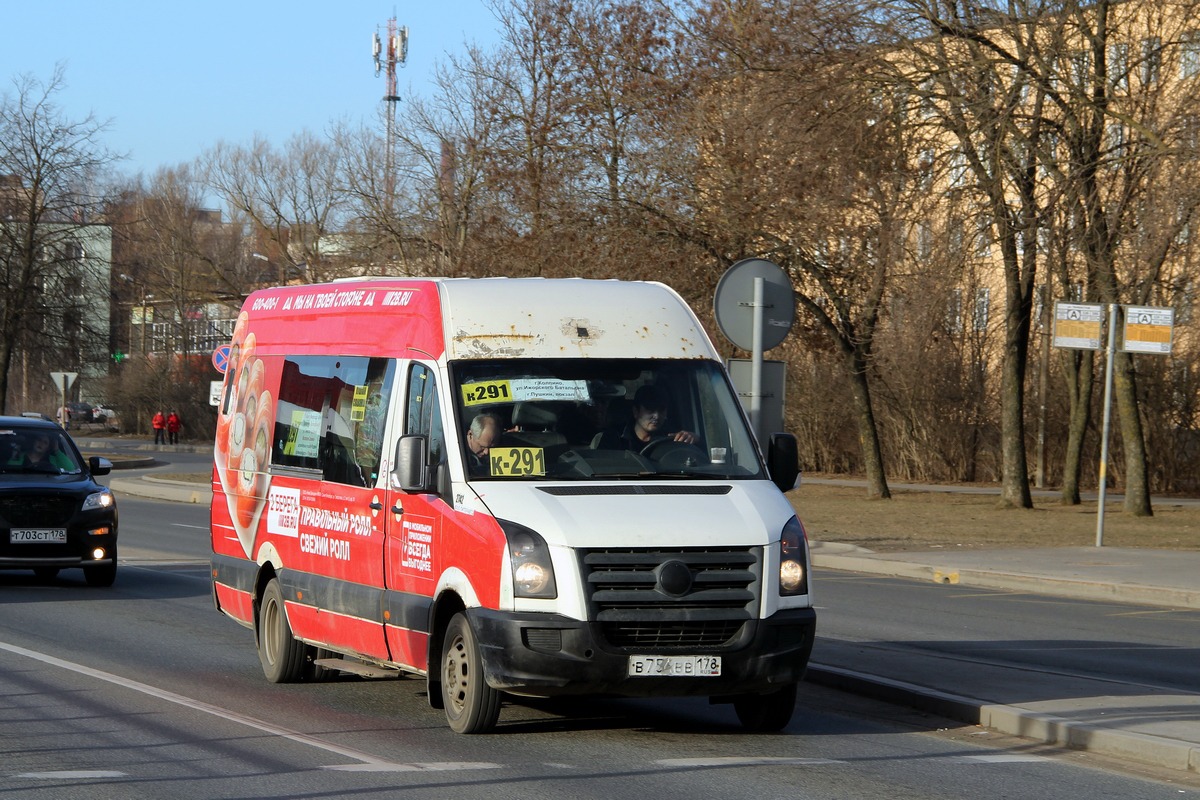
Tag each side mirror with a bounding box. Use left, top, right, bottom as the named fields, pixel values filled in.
left=393, top=434, right=428, bottom=492
left=766, top=433, right=800, bottom=493
left=89, top=456, right=113, bottom=477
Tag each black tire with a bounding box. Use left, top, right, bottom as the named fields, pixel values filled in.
left=257, top=579, right=306, bottom=683
left=84, top=549, right=117, bottom=587
left=733, top=683, right=798, bottom=732
left=440, top=612, right=501, bottom=734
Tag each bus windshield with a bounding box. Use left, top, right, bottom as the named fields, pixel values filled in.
left=450, top=358, right=762, bottom=480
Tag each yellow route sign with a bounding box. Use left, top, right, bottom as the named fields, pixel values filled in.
left=1052, top=302, right=1103, bottom=350
left=1122, top=306, right=1174, bottom=354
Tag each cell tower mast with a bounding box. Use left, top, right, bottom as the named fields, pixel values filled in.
left=373, top=15, right=409, bottom=205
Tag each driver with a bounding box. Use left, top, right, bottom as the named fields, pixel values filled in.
left=595, top=385, right=696, bottom=451
left=9, top=431, right=75, bottom=471
left=465, top=412, right=503, bottom=475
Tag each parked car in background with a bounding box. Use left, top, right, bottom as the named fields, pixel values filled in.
left=0, top=416, right=118, bottom=586
left=67, top=402, right=95, bottom=424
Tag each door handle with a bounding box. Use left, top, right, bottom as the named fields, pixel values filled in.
left=391, top=505, right=404, bottom=515
left=369, top=501, right=383, bottom=510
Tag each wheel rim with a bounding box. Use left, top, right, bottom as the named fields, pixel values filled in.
left=262, top=596, right=280, bottom=666
left=444, top=633, right=469, bottom=715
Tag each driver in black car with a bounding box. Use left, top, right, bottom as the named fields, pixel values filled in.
left=595, top=384, right=696, bottom=451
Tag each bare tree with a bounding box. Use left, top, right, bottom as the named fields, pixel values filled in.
left=0, top=65, right=119, bottom=413
left=638, top=0, right=901, bottom=497
left=201, top=132, right=348, bottom=284
left=875, top=0, right=1200, bottom=513
left=104, top=166, right=247, bottom=436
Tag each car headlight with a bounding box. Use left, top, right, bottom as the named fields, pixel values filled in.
left=83, top=489, right=115, bottom=511
left=501, top=520, right=557, bottom=599
left=779, top=516, right=809, bottom=596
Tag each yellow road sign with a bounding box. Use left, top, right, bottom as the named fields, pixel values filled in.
left=1122, top=306, right=1174, bottom=354
left=1052, top=302, right=1104, bottom=350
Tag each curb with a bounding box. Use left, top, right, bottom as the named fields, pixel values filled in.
left=810, top=552, right=1200, bottom=611
left=109, top=476, right=211, bottom=505
left=805, top=664, right=1200, bottom=774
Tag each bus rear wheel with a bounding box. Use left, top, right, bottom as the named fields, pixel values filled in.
left=257, top=578, right=306, bottom=683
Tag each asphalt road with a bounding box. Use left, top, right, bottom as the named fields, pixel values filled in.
left=0, top=567, right=1179, bottom=800
left=1, top=480, right=1191, bottom=797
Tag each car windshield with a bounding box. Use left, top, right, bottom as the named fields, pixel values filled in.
left=450, top=358, right=763, bottom=481
left=0, top=426, right=83, bottom=474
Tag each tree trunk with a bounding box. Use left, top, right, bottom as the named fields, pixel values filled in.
left=1112, top=349, right=1152, bottom=516
left=999, top=334, right=1033, bottom=508
left=1059, top=349, right=1094, bottom=505
left=845, top=345, right=891, bottom=500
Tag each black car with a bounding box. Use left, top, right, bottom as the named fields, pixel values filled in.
left=67, top=401, right=96, bottom=424
left=0, top=417, right=118, bottom=586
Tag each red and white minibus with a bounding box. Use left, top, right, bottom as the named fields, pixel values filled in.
left=210, top=277, right=814, bottom=733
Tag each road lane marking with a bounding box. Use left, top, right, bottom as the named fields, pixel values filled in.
left=656, top=757, right=844, bottom=767
left=957, top=754, right=1049, bottom=763
left=0, top=640, right=500, bottom=773
left=16, top=770, right=127, bottom=779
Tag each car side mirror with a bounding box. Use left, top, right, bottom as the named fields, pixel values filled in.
left=89, top=456, right=112, bottom=476
left=393, top=434, right=428, bottom=492
left=766, top=433, right=800, bottom=492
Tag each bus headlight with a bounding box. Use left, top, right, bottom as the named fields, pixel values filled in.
left=501, top=521, right=557, bottom=599
left=779, top=516, right=809, bottom=596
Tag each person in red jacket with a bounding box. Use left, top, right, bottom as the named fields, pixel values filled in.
left=166, top=410, right=183, bottom=445
left=152, top=410, right=166, bottom=445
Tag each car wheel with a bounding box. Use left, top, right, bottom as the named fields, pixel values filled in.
left=441, top=612, right=501, bottom=734
left=84, top=550, right=117, bottom=587
left=257, top=579, right=306, bottom=683
left=733, top=683, right=798, bottom=732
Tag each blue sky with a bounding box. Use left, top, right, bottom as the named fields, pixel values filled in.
left=1, top=1, right=501, bottom=180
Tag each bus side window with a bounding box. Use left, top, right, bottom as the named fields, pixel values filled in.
left=406, top=363, right=446, bottom=487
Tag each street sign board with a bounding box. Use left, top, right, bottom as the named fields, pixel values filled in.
left=713, top=259, right=795, bottom=351
left=1052, top=302, right=1104, bottom=350
left=49, top=371, right=78, bottom=390
left=1122, top=305, right=1174, bottom=354
left=210, top=380, right=224, bottom=406
left=727, top=359, right=786, bottom=436
left=212, top=344, right=231, bottom=374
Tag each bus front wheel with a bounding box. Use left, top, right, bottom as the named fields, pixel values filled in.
left=440, top=613, right=501, bottom=734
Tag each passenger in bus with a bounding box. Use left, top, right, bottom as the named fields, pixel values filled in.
left=594, top=385, right=696, bottom=450
left=465, top=412, right=503, bottom=475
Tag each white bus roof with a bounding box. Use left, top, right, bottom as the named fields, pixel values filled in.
left=438, top=278, right=717, bottom=361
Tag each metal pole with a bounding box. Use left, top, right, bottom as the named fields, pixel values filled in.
left=1035, top=284, right=1051, bottom=488
left=750, top=277, right=764, bottom=446
left=1096, top=303, right=1118, bottom=547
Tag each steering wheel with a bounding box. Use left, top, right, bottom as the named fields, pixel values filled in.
left=639, top=439, right=706, bottom=469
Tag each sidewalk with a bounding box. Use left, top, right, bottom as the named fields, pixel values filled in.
left=110, top=473, right=211, bottom=504
left=807, top=541, right=1200, bottom=776
left=109, top=471, right=1200, bottom=776
left=811, top=540, right=1200, bottom=610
